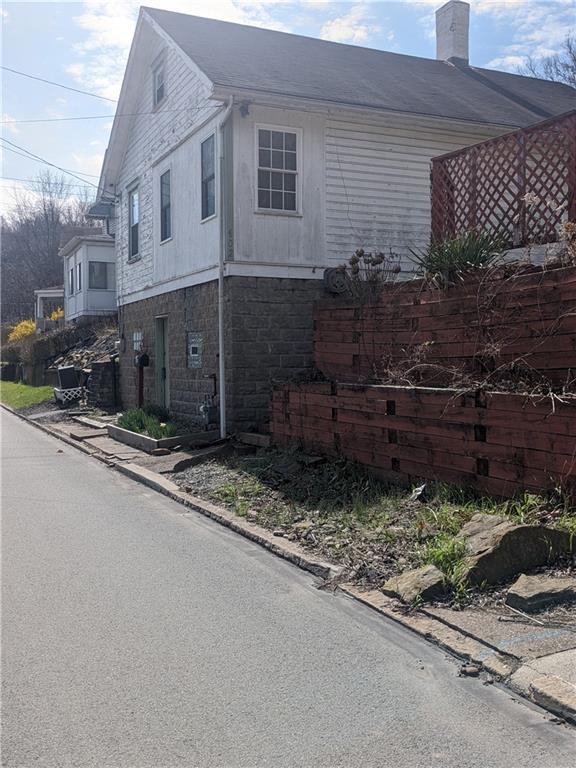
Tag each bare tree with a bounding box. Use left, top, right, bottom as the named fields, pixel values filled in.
left=518, top=34, right=576, bottom=89
left=1, top=172, right=100, bottom=323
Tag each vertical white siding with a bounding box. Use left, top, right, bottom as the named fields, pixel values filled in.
left=325, top=113, right=503, bottom=270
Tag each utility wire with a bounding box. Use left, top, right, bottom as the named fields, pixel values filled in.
left=1, top=65, right=117, bottom=102
left=0, top=138, right=100, bottom=188
left=1, top=145, right=100, bottom=179
left=0, top=176, right=93, bottom=190
left=1, top=102, right=219, bottom=125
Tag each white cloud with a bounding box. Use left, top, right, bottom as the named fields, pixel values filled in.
left=320, top=3, right=381, bottom=44
left=2, top=114, right=20, bottom=136
left=69, top=1, right=292, bottom=101
left=405, top=0, right=574, bottom=68
left=70, top=151, right=106, bottom=178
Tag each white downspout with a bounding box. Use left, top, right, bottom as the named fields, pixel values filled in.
left=218, top=97, right=233, bottom=439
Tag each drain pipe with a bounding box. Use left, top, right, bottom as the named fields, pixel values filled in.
left=218, top=97, right=233, bottom=439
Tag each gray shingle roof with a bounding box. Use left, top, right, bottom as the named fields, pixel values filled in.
left=145, top=7, right=575, bottom=128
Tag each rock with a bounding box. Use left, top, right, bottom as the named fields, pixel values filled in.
left=382, top=565, right=445, bottom=604
left=459, top=665, right=481, bottom=677
left=506, top=574, right=576, bottom=612
left=458, top=513, right=574, bottom=586
left=272, top=529, right=285, bottom=537
left=151, top=448, right=171, bottom=456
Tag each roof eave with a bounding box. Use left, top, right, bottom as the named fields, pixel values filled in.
left=210, top=84, right=526, bottom=131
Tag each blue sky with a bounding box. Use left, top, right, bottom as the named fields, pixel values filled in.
left=1, top=1, right=574, bottom=213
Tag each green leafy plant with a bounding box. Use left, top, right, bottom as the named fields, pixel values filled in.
left=409, top=230, right=506, bottom=282
left=420, top=533, right=469, bottom=587
left=117, top=407, right=178, bottom=439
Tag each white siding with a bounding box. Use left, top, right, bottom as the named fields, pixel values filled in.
left=65, top=241, right=116, bottom=321
left=325, top=113, right=503, bottom=270
left=115, top=23, right=223, bottom=305
left=233, top=105, right=325, bottom=268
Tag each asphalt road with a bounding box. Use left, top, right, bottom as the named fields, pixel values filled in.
left=2, top=409, right=575, bottom=768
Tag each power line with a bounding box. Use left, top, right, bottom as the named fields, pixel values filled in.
left=1, top=145, right=100, bottom=178
left=0, top=138, right=100, bottom=188
left=1, top=65, right=117, bottom=103
left=0, top=102, right=219, bottom=125
left=0, top=176, right=93, bottom=191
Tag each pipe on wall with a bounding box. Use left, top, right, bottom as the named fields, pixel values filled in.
left=218, top=97, right=234, bottom=440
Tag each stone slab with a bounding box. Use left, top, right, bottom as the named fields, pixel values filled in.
left=69, top=429, right=108, bottom=441
left=426, top=605, right=576, bottom=661
left=506, top=574, right=576, bottom=612
left=237, top=432, right=271, bottom=448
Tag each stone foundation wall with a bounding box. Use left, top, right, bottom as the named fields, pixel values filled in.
left=118, top=276, right=325, bottom=432
left=118, top=282, right=219, bottom=425
left=226, top=276, right=324, bottom=432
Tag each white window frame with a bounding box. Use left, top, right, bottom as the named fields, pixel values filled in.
left=159, top=167, right=172, bottom=244
left=88, top=261, right=109, bottom=290
left=128, top=184, right=140, bottom=261
left=152, top=61, right=166, bottom=108
left=200, top=133, right=217, bottom=223
left=254, top=124, right=302, bottom=216
left=68, top=262, right=75, bottom=296
left=76, top=262, right=82, bottom=293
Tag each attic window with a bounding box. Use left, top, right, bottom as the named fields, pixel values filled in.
left=153, top=64, right=165, bottom=107
left=257, top=127, right=298, bottom=213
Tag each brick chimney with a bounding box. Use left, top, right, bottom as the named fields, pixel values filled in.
left=436, top=0, right=470, bottom=64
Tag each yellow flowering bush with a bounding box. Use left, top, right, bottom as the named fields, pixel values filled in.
left=7, top=319, right=36, bottom=344
left=49, top=306, right=64, bottom=321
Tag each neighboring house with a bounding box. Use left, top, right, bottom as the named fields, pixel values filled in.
left=61, top=235, right=117, bottom=323
left=33, top=286, right=65, bottom=333
left=89, top=1, right=575, bottom=434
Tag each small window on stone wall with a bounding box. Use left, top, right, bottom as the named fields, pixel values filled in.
left=187, top=332, right=203, bottom=369
left=133, top=330, right=143, bottom=352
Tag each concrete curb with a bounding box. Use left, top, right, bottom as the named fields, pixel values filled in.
left=116, top=462, right=340, bottom=581
left=3, top=402, right=575, bottom=724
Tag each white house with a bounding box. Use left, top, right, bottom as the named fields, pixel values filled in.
left=90, top=1, right=575, bottom=433
left=61, top=235, right=117, bottom=323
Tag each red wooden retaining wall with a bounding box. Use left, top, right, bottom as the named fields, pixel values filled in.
left=314, top=265, right=576, bottom=388
left=271, top=382, right=576, bottom=498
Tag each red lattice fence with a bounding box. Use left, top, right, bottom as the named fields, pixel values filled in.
left=431, top=111, right=576, bottom=248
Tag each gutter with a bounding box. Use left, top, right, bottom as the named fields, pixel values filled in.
left=218, top=97, right=234, bottom=440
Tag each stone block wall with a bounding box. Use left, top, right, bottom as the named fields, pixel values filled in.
left=225, top=276, right=324, bottom=432
left=118, top=282, right=219, bottom=424
left=118, top=276, right=325, bottom=432
left=87, top=359, right=119, bottom=410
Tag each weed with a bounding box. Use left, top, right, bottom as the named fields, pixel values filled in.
left=420, top=533, right=469, bottom=585
left=556, top=514, right=576, bottom=539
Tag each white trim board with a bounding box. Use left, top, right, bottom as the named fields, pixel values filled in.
left=118, top=261, right=324, bottom=306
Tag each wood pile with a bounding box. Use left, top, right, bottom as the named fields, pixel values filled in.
left=49, top=327, right=118, bottom=371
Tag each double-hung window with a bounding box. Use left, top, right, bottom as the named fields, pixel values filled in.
left=153, top=64, right=165, bottom=107
left=68, top=265, right=74, bottom=295
left=89, top=261, right=108, bottom=290
left=160, top=170, right=171, bottom=242
left=76, top=262, right=82, bottom=292
left=201, top=135, right=215, bottom=220
left=257, top=128, right=298, bottom=212
left=128, top=187, right=139, bottom=259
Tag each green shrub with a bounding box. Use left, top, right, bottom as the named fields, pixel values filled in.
left=117, top=407, right=178, bottom=439
left=409, top=230, right=506, bottom=282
